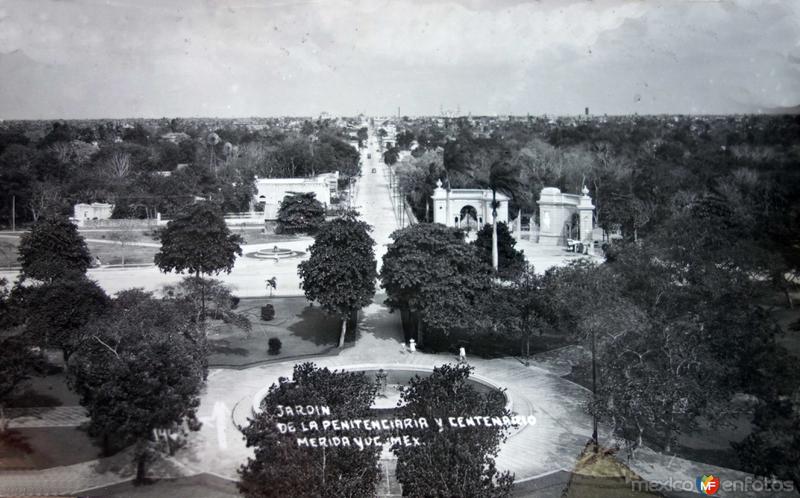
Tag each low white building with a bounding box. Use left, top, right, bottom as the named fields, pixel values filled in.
left=73, top=203, right=114, bottom=224
left=254, top=172, right=339, bottom=220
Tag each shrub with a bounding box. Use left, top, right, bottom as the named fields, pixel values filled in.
left=268, top=337, right=282, bottom=355
left=230, top=296, right=240, bottom=309
left=261, top=304, right=275, bottom=321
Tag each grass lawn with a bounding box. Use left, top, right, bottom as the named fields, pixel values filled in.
left=0, top=427, right=102, bottom=470
left=229, top=226, right=307, bottom=245
left=207, top=296, right=340, bottom=366
left=79, top=229, right=158, bottom=243
left=0, top=238, right=19, bottom=268
left=87, top=242, right=158, bottom=266
left=0, top=235, right=157, bottom=267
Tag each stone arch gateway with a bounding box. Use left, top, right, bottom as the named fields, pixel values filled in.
left=536, top=186, right=595, bottom=246
left=431, top=179, right=509, bottom=228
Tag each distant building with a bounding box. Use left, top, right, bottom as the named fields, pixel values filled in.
left=160, top=132, right=191, bottom=144
left=254, top=172, right=339, bottom=220
left=73, top=202, right=114, bottom=224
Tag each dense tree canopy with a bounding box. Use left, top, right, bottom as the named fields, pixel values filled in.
left=393, top=363, right=513, bottom=497
left=276, top=192, right=325, bottom=234
left=542, top=242, right=799, bottom=456
left=23, top=276, right=110, bottom=362
left=380, top=223, right=490, bottom=344
left=298, top=215, right=377, bottom=347
left=68, top=290, right=207, bottom=482
left=734, top=389, right=800, bottom=489
left=162, top=277, right=251, bottom=334
left=17, top=216, right=93, bottom=282
left=0, top=119, right=363, bottom=227
left=0, top=335, right=43, bottom=408
left=154, top=202, right=242, bottom=278
left=239, top=362, right=382, bottom=498
left=473, top=222, right=525, bottom=278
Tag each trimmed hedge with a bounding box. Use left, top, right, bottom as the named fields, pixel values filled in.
left=268, top=337, right=282, bottom=355
left=260, top=304, right=275, bottom=321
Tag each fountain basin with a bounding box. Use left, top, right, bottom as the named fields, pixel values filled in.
left=245, top=246, right=305, bottom=261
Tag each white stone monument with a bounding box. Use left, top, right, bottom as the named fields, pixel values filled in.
left=431, top=179, right=509, bottom=228
left=536, top=186, right=595, bottom=247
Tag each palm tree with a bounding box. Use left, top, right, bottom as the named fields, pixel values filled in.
left=222, top=141, right=234, bottom=166
left=486, top=159, right=522, bottom=271
left=442, top=140, right=473, bottom=226
left=206, top=132, right=220, bottom=176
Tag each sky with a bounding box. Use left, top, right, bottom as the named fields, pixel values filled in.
left=0, top=0, right=798, bottom=118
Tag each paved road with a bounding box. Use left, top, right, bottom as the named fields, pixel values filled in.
left=361, top=141, right=401, bottom=270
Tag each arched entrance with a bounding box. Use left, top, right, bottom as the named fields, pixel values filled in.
left=458, top=205, right=479, bottom=231
left=431, top=180, right=508, bottom=228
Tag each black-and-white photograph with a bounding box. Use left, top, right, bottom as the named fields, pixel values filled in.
left=0, top=1, right=799, bottom=497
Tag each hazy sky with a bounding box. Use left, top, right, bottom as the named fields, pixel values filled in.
left=0, top=0, right=798, bottom=118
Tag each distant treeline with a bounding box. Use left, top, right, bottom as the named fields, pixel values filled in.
left=388, top=114, right=799, bottom=268
left=0, top=117, right=361, bottom=224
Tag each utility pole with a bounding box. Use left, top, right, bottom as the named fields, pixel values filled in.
left=11, top=195, right=15, bottom=232
left=591, top=327, right=598, bottom=452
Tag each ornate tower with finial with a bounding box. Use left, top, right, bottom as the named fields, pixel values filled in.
left=578, top=185, right=595, bottom=250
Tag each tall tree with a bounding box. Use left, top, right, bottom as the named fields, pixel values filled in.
left=154, top=202, right=243, bottom=320
left=162, top=277, right=251, bottom=335
left=393, top=363, right=514, bottom=497
left=0, top=277, right=44, bottom=429
left=734, top=389, right=800, bottom=490
left=276, top=192, right=325, bottom=234
left=239, top=362, right=382, bottom=498
left=381, top=224, right=490, bottom=345
left=0, top=335, right=43, bottom=428
left=298, top=215, right=377, bottom=347
left=473, top=222, right=525, bottom=279
left=23, top=276, right=110, bottom=362
left=68, top=291, right=207, bottom=481
left=17, top=216, right=93, bottom=282
left=506, top=266, right=546, bottom=361
left=356, top=126, right=368, bottom=148
left=483, top=158, right=521, bottom=271
left=442, top=139, right=475, bottom=227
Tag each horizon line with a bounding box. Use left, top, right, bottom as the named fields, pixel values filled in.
left=2, top=111, right=799, bottom=122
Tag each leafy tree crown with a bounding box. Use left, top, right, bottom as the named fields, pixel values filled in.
left=154, top=202, right=242, bottom=276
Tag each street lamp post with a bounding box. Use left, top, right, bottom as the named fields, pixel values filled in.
left=591, top=326, right=599, bottom=453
